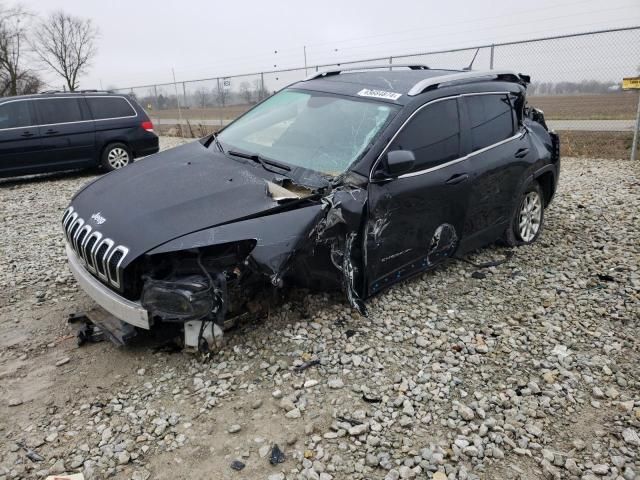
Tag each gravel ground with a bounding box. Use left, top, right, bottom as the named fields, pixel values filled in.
left=0, top=140, right=639, bottom=480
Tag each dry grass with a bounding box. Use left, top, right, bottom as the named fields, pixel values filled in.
left=559, top=130, right=635, bottom=159
left=529, top=92, right=639, bottom=120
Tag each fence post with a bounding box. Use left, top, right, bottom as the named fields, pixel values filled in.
left=389, top=56, right=392, bottom=71
left=172, top=69, right=185, bottom=138
left=260, top=72, right=265, bottom=100
left=153, top=85, right=158, bottom=109
left=489, top=44, right=495, bottom=69
left=217, top=78, right=223, bottom=129
left=631, top=92, right=640, bottom=161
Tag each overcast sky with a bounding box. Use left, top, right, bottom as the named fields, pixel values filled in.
left=19, top=0, right=640, bottom=90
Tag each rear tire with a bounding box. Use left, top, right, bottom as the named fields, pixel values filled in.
left=101, top=143, right=132, bottom=171
left=503, top=181, right=544, bottom=247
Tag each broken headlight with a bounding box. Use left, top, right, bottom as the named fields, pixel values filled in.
left=141, top=275, right=215, bottom=321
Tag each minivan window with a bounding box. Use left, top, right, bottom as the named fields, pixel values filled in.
left=86, top=97, right=136, bottom=120
left=388, top=98, right=460, bottom=171
left=37, top=98, right=85, bottom=125
left=0, top=101, right=33, bottom=129
left=466, top=94, right=515, bottom=151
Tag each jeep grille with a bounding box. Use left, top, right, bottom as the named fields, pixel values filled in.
left=62, top=206, right=129, bottom=290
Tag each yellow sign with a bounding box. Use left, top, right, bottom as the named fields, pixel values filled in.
left=622, top=77, right=640, bottom=90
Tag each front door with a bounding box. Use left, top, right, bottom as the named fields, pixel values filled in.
left=366, top=96, right=472, bottom=295
left=0, top=100, right=43, bottom=176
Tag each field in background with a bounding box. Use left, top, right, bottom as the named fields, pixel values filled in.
left=146, top=92, right=640, bottom=122
left=530, top=92, right=639, bottom=120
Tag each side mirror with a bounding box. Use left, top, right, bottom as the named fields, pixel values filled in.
left=384, top=150, right=415, bottom=177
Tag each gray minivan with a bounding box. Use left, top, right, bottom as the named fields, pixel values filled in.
left=0, top=91, right=159, bottom=178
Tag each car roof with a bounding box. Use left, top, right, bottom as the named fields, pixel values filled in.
left=0, top=91, right=128, bottom=102
left=292, top=68, right=527, bottom=105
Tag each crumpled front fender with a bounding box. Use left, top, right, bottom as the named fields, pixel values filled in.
left=146, top=205, right=325, bottom=278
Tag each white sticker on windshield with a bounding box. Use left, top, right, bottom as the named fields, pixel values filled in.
left=357, top=88, right=402, bottom=101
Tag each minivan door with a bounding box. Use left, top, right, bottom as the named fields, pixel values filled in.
left=0, top=100, right=43, bottom=176
left=35, top=97, right=96, bottom=168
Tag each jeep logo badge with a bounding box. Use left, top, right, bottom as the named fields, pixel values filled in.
left=91, top=212, right=106, bottom=225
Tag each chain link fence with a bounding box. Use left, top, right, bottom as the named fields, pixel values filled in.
left=113, top=26, right=640, bottom=155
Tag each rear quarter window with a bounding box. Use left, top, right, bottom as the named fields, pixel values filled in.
left=86, top=97, right=137, bottom=120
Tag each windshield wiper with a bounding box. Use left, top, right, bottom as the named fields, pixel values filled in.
left=227, top=150, right=292, bottom=172
left=203, top=132, right=225, bottom=153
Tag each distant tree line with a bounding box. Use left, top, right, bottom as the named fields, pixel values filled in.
left=129, top=79, right=271, bottom=111
left=529, top=80, right=621, bottom=95
left=0, top=3, right=98, bottom=96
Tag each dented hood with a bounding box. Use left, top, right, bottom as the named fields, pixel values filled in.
left=69, top=141, right=308, bottom=265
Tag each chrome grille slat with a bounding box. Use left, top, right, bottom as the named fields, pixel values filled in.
left=95, top=238, right=114, bottom=281
left=84, top=231, right=102, bottom=273
left=61, top=206, right=128, bottom=291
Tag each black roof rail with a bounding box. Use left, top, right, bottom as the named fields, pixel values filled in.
left=407, top=70, right=529, bottom=96
left=38, top=89, right=113, bottom=94
left=304, top=64, right=429, bottom=81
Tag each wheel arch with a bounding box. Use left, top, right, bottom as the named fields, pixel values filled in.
left=533, top=165, right=557, bottom=207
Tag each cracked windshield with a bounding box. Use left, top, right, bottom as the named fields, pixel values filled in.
left=218, top=89, right=398, bottom=175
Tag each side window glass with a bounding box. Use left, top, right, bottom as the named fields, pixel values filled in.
left=0, top=101, right=33, bottom=129
left=466, top=94, right=514, bottom=151
left=388, top=99, right=460, bottom=171
left=37, top=98, right=84, bottom=124
left=86, top=97, right=136, bottom=120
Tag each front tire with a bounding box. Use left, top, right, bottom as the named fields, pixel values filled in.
left=503, top=181, right=544, bottom=246
left=101, top=143, right=132, bottom=171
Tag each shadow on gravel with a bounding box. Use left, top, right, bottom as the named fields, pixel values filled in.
left=0, top=168, right=98, bottom=187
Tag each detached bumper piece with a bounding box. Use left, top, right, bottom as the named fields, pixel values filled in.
left=68, top=307, right=137, bottom=346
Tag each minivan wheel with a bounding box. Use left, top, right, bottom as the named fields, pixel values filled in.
left=102, top=143, right=132, bottom=171
left=503, top=181, right=545, bottom=246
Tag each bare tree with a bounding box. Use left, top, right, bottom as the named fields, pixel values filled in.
left=193, top=87, right=209, bottom=108
left=30, top=11, right=98, bottom=91
left=252, top=78, right=268, bottom=102
left=0, top=4, right=41, bottom=96
left=239, top=81, right=252, bottom=105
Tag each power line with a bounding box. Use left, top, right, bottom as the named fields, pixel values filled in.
left=112, top=0, right=637, bottom=84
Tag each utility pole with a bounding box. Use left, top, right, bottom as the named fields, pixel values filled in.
left=304, top=46, right=308, bottom=76
left=631, top=91, right=640, bottom=161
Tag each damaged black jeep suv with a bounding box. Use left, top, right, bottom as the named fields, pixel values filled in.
left=62, top=66, right=560, bottom=347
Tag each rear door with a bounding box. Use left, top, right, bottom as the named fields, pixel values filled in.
left=85, top=96, right=139, bottom=152
left=0, top=100, right=43, bottom=176
left=459, top=93, right=528, bottom=250
left=35, top=97, right=96, bottom=168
